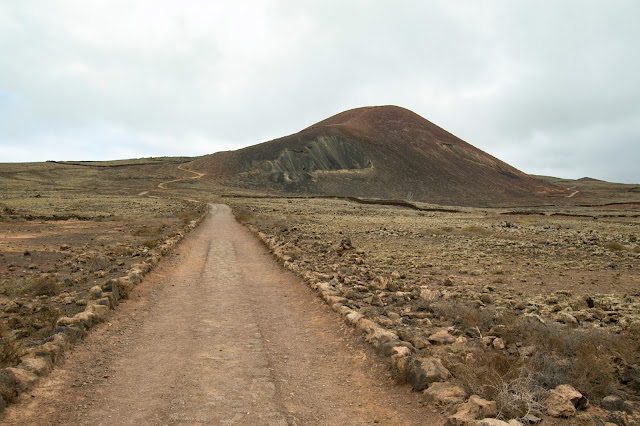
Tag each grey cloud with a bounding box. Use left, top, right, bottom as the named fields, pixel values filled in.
left=0, top=1, right=638, bottom=183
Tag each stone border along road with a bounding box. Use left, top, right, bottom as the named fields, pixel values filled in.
left=0, top=204, right=208, bottom=416
left=3, top=204, right=439, bottom=425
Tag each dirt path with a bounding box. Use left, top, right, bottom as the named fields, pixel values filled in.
left=4, top=204, right=439, bottom=425
left=157, top=164, right=205, bottom=190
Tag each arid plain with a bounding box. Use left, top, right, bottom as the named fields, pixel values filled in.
left=2, top=108, right=640, bottom=425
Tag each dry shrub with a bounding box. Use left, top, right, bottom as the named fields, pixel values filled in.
left=460, top=225, right=491, bottom=237
left=429, top=301, right=504, bottom=333
left=567, top=345, right=616, bottom=400
left=108, top=244, right=135, bottom=257
left=233, top=208, right=254, bottom=224
left=21, top=303, right=63, bottom=338
left=0, top=325, right=24, bottom=368
left=500, top=316, right=619, bottom=400
left=447, top=350, right=544, bottom=421
left=603, top=241, right=624, bottom=251
left=85, top=254, right=111, bottom=272
left=142, top=238, right=160, bottom=249
left=32, top=275, right=61, bottom=296
left=179, top=209, right=202, bottom=225
left=132, top=225, right=167, bottom=236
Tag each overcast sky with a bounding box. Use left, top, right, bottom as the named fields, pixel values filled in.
left=1, top=1, right=638, bottom=183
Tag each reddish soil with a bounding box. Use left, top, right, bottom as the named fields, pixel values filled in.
left=188, top=105, right=567, bottom=206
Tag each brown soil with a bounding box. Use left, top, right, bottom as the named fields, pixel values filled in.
left=3, top=204, right=440, bottom=425
left=188, top=105, right=567, bottom=206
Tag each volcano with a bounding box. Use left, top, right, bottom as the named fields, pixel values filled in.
left=189, top=105, right=566, bottom=206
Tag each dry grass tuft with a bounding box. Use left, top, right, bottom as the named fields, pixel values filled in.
left=0, top=325, right=25, bottom=368
left=447, top=350, right=545, bottom=421
left=603, top=241, right=625, bottom=251
left=32, top=275, right=61, bottom=296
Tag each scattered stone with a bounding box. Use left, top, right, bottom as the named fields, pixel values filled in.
left=405, top=357, right=450, bottom=391
left=428, top=329, right=456, bottom=345
left=423, top=382, right=467, bottom=406
left=390, top=346, right=411, bottom=383
left=492, top=337, right=505, bottom=350
left=88, top=286, right=103, bottom=300
left=521, top=413, right=542, bottom=424
left=480, top=294, right=493, bottom=304
left=545, top=384, right=588, bottom=418
left=446, top=395, right=497, bottom=425
left=0, top=369, right=19, bottom=404
left=605, top=410, right=632, bottom=425
left=4, top=301, right=20, bottom=314
left=20, top=357, right=52, bottom=376
left=477, top=419, right=522, bottom=426
left=601, top=395, right=633, bottom=414
left=371, top=275, right=390, bottom=290
left=464, top=327, right=481, bottom=338
left=420, top=287, right=440, bottom=301
left=556, top=311, right=579, bottom=326
left=6, top=367, right=38, bottom=392
left=621, top=365, right=640, bottom=392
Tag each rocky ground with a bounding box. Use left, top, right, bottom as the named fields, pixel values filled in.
left=228, top=196, right=640, bottom=425
left=0, top=199, right=205, bottom=346
left=0, top=161, right=207, bottom=374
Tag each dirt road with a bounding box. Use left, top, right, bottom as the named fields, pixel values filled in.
left=4, top=204, right=439, bottom=425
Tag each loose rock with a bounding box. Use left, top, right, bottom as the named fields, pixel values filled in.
left=545, top=384, right=588, bottom=418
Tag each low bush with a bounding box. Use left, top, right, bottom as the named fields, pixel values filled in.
left=447, top=350, right=544, bottom=421
left=603, top=241, right=624, bottom=251
left=132, top=225, right=167, bottom=236
left=0, top=325, right=24, bottom=368
left=32, top=275, right=61, bottom=296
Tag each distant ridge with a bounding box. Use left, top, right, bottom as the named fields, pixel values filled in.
left=189, top=105, right=567, bottom=206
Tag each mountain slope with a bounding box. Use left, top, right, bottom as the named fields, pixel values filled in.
left=189, top=105, right=566, bottom=206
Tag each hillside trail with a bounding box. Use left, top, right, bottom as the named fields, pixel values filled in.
left=157, top=164, right=205, bottom=190
left=3, top=204, right=441, bottom=425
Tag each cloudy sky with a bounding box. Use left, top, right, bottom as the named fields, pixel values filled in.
left=1, top=1, right=638, bottom=183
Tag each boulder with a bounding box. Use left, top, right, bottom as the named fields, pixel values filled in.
left=390, top=346, right=411, bottom=383
left=0, top=369, right=18, bottom=404
left=88, top=285, right=103, bottom=300
left=420, top=287, right=440, bottom=301
left=428, top=329, right=456, bottom=345
left=20, top=356, right=52, bottom=376
left=423, top=382, right=468, bottom=406
left=345, top=311, right=363, bottom=326
left=6, top=367, right=38, bottom=392
left=105, top=277, right=134, bottom=299
left=605, top=410, right=632, bottom=425
left=446, top=395, right=497, bottom=425
left=545, top=384, right=588, bottom=418
left=556, top=311, right=579, bottom=326
left=601, top=395, right=633, bottom=414
left=492, top=338, right=506, bottom=350
left=406, top=357, right=450, bottom=391
left=371, top=275, right=390, bottom=290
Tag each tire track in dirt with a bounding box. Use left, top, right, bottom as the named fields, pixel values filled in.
left=3, top=204, right=439, bottom=425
